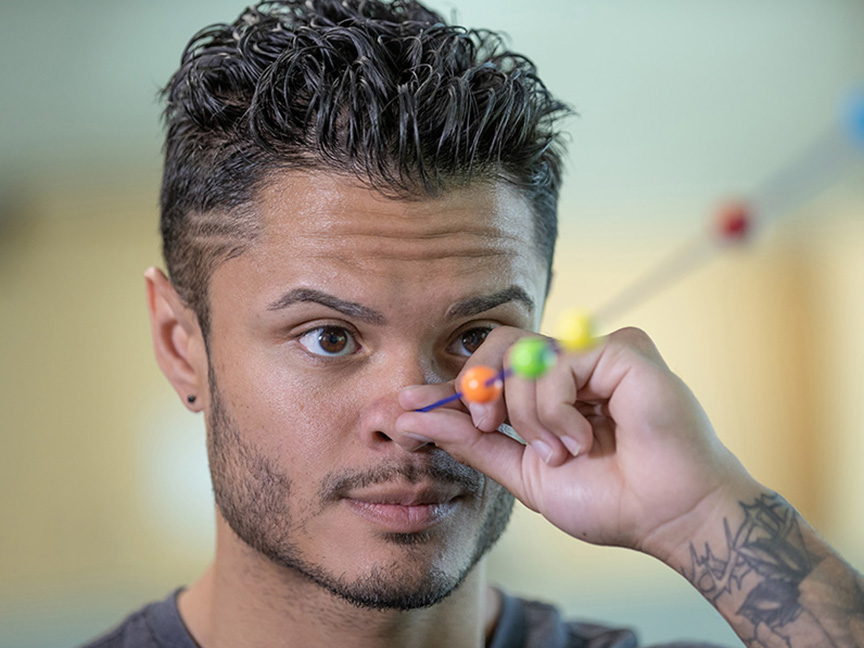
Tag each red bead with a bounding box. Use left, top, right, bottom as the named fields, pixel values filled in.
left=715, top=200, right=753, bottom=242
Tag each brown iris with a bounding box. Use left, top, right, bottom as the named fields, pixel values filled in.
left=460, top=328, right=490, bottom=355
left=318, top=327, right=349, bottom=354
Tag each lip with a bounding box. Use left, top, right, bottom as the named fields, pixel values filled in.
left=345, top=484, right=462, bottom=533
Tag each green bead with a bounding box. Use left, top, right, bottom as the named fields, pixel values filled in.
left=509, top=338, right=556, bottom=378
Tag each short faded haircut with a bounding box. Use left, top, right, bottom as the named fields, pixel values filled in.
left=160, top=0, right=572, bottom=334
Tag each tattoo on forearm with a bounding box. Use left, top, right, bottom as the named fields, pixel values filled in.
left=683, top=492, right=864, bottom=647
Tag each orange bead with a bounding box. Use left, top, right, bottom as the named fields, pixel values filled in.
left=459, top=366, right=503, bottom=404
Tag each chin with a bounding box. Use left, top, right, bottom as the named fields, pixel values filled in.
left=310, top=561, right=471, bottom=611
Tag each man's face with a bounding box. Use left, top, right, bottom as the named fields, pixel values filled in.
left=202, top=171, right=547, bottom=609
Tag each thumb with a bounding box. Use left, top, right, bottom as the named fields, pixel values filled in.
left=394, top=401, right=535, bottom=506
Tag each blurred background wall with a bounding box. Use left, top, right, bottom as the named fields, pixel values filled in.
left=1, top=1, right=862, bottom=646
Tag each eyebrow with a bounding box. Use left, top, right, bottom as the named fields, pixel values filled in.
left=266, top=288, right=386, bottom=325
left=266, top=285, right=534, bottom=325
left=446, top=286, right=535, bottom=319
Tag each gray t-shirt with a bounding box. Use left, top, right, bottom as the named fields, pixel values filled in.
left=79, top=588, right=727, bottom=648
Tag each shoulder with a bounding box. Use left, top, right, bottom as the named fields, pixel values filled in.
left=77, top=589, right=193, bottom=648
left=78, top=608, right=151, bottom=648
left=493, top=591, right=639, bottom=648
left=494, top=591, right=730, bottom=648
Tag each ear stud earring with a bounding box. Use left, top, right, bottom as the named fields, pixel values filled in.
left=187, top=395, right=197, bottom=404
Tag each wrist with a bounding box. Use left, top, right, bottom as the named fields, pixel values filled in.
left=638, top=473, right=765, bottom=569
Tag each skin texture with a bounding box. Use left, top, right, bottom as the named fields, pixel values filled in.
left=147, top=169, right=864, bottom=648
left=395, top=325, right=864, bottom=648
left=146, top=171, right=546, bottom=648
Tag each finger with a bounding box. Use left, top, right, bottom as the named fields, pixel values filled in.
left=562, top=327, right=697, bottom=448
left=456, top=326, right=523, bottom=431
left=399, top=382, right=465, bottom=413
left=568, top=327, right=666, bottom=402
left=587, top=414, right=617, bottom=456
left=499, top=368, right=569, bottom=467
left=486, top=335, right=575, bottom=466
left=535, top=356, right=595, bottom=457
left=394, top=408, right=531, bottom=503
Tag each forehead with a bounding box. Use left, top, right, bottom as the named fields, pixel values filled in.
left=207, top=171, right=549, bottom=327
left=253, top=171, right=544, bottom=274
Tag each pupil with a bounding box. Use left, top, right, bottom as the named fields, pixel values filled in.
left=319, top=328, right=347, bottom=353
left=462, top=329, right=489, bottom=354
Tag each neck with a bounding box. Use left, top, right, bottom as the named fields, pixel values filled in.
left=178, top=524, right=501, bottom=648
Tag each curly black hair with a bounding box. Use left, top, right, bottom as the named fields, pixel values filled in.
left=160, top=0, right=572, bottom=332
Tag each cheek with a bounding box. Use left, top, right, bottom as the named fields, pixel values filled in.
left=222, top=358, right=363, bottom=469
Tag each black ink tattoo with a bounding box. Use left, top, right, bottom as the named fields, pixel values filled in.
left=685, top=493, right=818, bottom=646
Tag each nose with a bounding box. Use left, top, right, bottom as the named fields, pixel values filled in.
left=356, top=354, right=445, bottom=453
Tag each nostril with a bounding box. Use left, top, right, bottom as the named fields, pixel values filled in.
left=374, top=431, right=392, bottom=442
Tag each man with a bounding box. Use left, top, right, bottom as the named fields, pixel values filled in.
left=83, top=1, right=864, bottom=646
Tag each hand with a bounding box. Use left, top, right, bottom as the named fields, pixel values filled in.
left=395, top=326, right=757, bottom=560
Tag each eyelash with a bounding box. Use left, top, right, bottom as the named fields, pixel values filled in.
left=294, top=323, right=497, bottom=360
left=448, top=325, right=496, bottom=357
left=296, top=325, right=360, bottom=358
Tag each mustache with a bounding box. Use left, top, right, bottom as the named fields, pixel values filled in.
left=319, top=452, right=485, bottom=503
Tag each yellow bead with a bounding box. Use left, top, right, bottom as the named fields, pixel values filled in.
left=557, top=309, right=595, bottom=351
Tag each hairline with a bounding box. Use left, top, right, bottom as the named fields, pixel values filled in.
left=185, top=170, right=555, bottom=339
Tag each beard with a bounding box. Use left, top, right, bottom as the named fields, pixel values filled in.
left=205, top=365, right=514, bottom=611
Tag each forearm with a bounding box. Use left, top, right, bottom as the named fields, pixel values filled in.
left=665, top=485, right=864, bottom=647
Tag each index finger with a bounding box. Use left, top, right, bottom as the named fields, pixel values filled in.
left=454, top=326, right=526, bottom=431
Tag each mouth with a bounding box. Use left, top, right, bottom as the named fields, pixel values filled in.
left=344, top=483, right=462, bottom=533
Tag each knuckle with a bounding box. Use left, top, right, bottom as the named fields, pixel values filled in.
left=501, top=331, right=549, bottom=365
left=609, top=326, right=663, bottom=362
left=506, top=409, right=540, bottom=439
left=613, top=326, right=651, bottom=346
left=536, top=399, right=565, bottom=430
left=484, top=325, right=521, bottom=350
left=506, top=407, right=530, bottom=431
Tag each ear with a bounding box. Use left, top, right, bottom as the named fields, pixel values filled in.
left=145, top=267, right=207, bottom=412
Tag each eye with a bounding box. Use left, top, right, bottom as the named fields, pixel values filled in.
left=297, top=326, right=358, bottom=357
left=450, top=326, right=493, bottom=357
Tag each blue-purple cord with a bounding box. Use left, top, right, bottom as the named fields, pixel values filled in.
left=415, top=367, right=512, bottom=412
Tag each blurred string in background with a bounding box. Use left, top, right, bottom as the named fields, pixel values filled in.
left=1, top=1, right=863, bottom=647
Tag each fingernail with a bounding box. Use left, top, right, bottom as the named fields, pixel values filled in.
left=561, top=435, right=582, bottom=457
left=403, top=432, right=435, bottom=445
left=469, top=403, right=490, bottom=429
left=398, top=385, right=423, bottom=406
left=530, top=439, right=553, bottom=464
